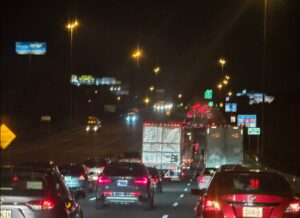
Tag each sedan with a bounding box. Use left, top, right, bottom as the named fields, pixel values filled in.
left=0, top=166, right=86, bottom=218
left=192, top=169, right=300, bottom=218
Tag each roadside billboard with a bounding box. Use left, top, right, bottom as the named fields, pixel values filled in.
left=16, top=42, right=46, bottom=55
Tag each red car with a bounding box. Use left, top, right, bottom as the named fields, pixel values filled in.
left=192, top=169, right=300, bottom=218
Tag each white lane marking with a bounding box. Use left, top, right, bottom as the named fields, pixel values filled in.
left=184, top=188, right=188, bottom=192
left=173, top=202, right=179, bottom=207
left=162, top=215, right=169, bottom=218
left=187, top=183, right=191, bottom=186
left=89, top=197, right=96, bottom=201
left=180, top=194, right=184, bottom=198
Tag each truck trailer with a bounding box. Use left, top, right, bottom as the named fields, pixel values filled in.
left=142, top=122, right=184, bottom=180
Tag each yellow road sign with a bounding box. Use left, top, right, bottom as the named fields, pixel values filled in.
left=1, top=124, right=16, bottom=149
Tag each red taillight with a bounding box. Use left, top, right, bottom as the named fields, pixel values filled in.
left=131, top=192, right=141, bottom=197
left=98, top=175, right=112, bottom=185
left=134, top=176, right=148, bottom=185
left=285, top=201, right=300, bottom=214
left=79, top=174, right=85, bottom=180
left=26, top=199, right=55, bottom=210
left=12, top=176, right=19, bottom=183
left=203, top=198, right=221, bottom=212
left=198, top=176, right=205, bottom=183
left=103, top=191, right=113, bottom=196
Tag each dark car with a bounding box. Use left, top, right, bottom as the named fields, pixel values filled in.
left=192, top=169, right=300, bottom=218
left=95, top=162, right=154, bottom=209
left=0, top=166, right=86, bottom=218
left=59, top=163, right=90, bottom=193
left=21, top=160, right=64, bottom=179
left=147, top=167, right=163, bottom=193
left=84, top=158, right=109, bottom=189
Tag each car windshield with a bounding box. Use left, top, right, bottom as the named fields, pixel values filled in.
left=212, top=173, right=292, bottom=195
left=0, top=168, right=47, bottom=196
left=105, top=164, right=147, bottom=177
left=59, top=165, right=85, bottom=176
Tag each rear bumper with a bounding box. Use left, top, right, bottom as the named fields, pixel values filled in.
left=96, top=193, right=149, bottom=205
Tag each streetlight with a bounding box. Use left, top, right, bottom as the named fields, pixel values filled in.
left=178, top=93, right=182, bottom=99
left=66, top=19, right=79, bottom=121
left=228, top=91, right=233, bottom=96
left=132, top=47, right=142, bottom=65
left=219, top=58, right=226, bottom=73
left=217, top=83, right=223, bottom=89
left=154, top=66, right=160, bottom=76
left=144, top=97, right=150, bottom=105
left=149, top=86, right=154, bottom=92
left=222, top=79, right=228, bottom=85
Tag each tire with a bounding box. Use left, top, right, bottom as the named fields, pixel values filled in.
left=95, top=198, right=105, bottom=209
left=157, top=183, right=162, bottom=193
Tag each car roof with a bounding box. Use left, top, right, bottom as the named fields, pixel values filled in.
left=1, top=165, right=51, bottom=174
left=20, top=160, right=57, bottom=168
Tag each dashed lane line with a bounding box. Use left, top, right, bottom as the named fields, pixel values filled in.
left=89, top=197, right=96, bottom=201
left=162, top=215, right=169, bottom=218
left=180, top=194, right=184, bottom=198
left=172, top=202, right=179, bottom=207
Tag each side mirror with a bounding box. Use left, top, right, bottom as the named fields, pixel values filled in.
left=191, top=189, right=206, bottom=196
left=74, top=190, right=87, bottom=201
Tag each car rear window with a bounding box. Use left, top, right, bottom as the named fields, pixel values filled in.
left=105, top=164, right=147, bottom=177
left=212, top=173, right=292, bottom=195
left=0, top=169, right=47, bottom=196
left=59, top=165, right=85, bottom=176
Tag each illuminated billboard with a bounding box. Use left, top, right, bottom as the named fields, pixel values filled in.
left=16, top=42, right=46, bottom=55
left=237, top=115, right=257, bottom=127
left=71, top=75, right=119, bottom=86
left=225, top=103, right=237, bottom=112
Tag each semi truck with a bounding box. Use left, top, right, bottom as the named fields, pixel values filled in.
left=205, top=126, right=243, bottom=168
left=142, top=122, right=184, bottom=180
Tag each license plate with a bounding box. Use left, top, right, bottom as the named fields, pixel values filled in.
left=243, top=207, right=263, bottom=217
left=117, top=180, right=128, bottom=187
left=64, top=176, right=71, bottom=181
left=0, top=210, right=12, bottom=218
left=92, top=176, right=98, bottom=180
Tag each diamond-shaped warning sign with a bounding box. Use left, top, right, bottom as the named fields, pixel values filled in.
left=1, top=124, right=16, bottom=149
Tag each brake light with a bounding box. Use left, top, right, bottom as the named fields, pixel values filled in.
left=198, top=176, right=205, bottom=183
left=12, top=175, right=19, bottom=183
left=98, top=175, right=112, bottom=185
left=26, top=199, right=55, bottom=210
left=285, top=201, right=300, bottom=213
left=79, top=174, right=85, bottom=180
left=103, top=191, right=113, bottom=196
left=203, top=198, right=221, bottom=212
left=131, top=192, right=141, bottom=197
left=134, top=176, right=148, bottom=185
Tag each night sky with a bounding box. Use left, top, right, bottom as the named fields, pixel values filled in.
left=1, top=0, right=300, bottom=173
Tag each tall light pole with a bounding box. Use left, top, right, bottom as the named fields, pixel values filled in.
left=261, top=0, right=268, bottom=158
left=132, top=47, right=142, bottom=66
left=66, top=20, right=79, bottom=121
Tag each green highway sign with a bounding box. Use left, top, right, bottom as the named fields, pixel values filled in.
left=204, top=89, right=213, bottom=99
left=248, top=127, right=260, bottom=135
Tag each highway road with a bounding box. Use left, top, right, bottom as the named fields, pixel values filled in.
left=79, top=176, right=199, bottom=218
left=1, top=116, right=143, bottom=165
